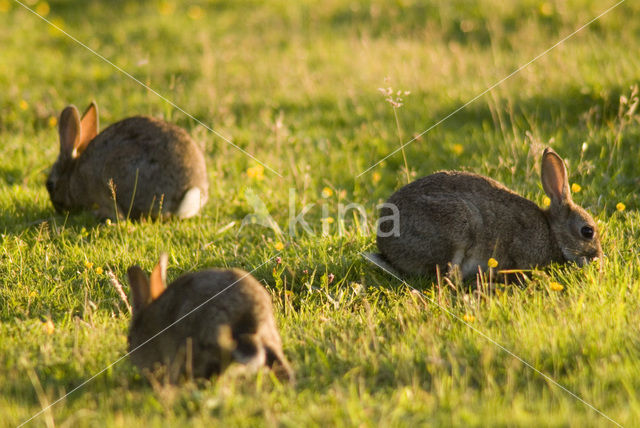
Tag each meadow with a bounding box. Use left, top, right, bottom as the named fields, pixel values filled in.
left=1, top=0, right=640, bottom=426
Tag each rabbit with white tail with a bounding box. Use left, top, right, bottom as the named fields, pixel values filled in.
left=127, top=254, right=294, bottom=383
left=373, top=148, right=602, bottom=279
left=46, top=101, right=208, bottom=220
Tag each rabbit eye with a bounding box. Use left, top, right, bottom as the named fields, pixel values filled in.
left=580, top=226, right=594, bottom=239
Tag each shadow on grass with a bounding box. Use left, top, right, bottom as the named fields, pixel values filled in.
left=0, top=205, right=102, bottom=236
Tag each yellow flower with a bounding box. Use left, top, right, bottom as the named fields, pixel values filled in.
left=372, top=172, right=381, bottom=184
left=550, top=281, right=564, bottom=291
left=47, top=17, right=65, bottom=36
left=95, top=267, right=103, bottom=275
left=48, top=116, right=57, bottom=127
left=187, top=5, right=204, bottom=20
left=0, top=0, right=10, bottom=13
left=452, top=144, right=464, bottom=155
left=616, top=202, right=626, bottom=212
left=35, top=1, right=50, bottom=16
left=542, top=196, right=551, bottom=207
left=274, top=241, right=284, bottom=251
left=43, top=319, right=55, bottom=335
left=246, top=164, right=265, bottom=181
left=321, top=187, right=333, bottom=198
left=324, top=217, right=334, bottom=224
left=571, top=183, right=581, bottom=193
left=487, top=258, right=498, bottom=268
left=19, top=100, right=28, bottom=111
left=539, top=2, right=553, bottom=17
left=462, top=313, right=475, bottom=323
left=84, top=261, right=93, bottom=270
left=158, top=1, right=175, bottom=15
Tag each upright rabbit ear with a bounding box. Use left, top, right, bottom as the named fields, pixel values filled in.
left=58, top=105, right=81, bottom=160
left=541, top=147, right=571, bottom=206
left=76, top=101, right=99, bottom=156
left=128, top=266, right=151, bottom=314
left=149, top=253, right=168, bottom=301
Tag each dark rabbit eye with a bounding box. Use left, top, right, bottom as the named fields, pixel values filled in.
left=580, top=226, right=594, bottom=239
left=45, top=179, right=54, bottom=193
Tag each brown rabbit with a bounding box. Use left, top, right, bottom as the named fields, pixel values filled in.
left=373, top=148, right=602, bottom=279
left=127, top=254, right=294, bottom=383
left=46, top=101, right=208, bottom=220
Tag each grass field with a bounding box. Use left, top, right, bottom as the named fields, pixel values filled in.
left=1, top=0, right=640, bottom=426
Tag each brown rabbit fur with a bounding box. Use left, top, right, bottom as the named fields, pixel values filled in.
left=375, top=148, right=602, bottom=279
left=127, top=255, right=294, bottom=383
left=46, top=101, right=208, bottom=220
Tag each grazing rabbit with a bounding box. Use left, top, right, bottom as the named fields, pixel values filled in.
left=46, top=101, right=208, bottom=220
left=127, top=254, right=294, bottom=383
left=373, top=148, right=602, bottom=279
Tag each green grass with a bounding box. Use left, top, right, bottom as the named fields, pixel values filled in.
left=1, top=0, right=640, bottom=426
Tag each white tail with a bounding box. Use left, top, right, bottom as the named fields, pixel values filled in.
left=232, top=341, right=266, bottom=371
left=176, top=187, right=204, bottom=218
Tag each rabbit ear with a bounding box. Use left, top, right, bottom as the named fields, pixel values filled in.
left=149, top=253, right=168, bottom=300
left=541, top=148, right=571, bottom=206
left=58, top=105, right=81, bottom=160
left=128, top=265, right=151, bottom=314
left=76, top=101, right=99, bottom=156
